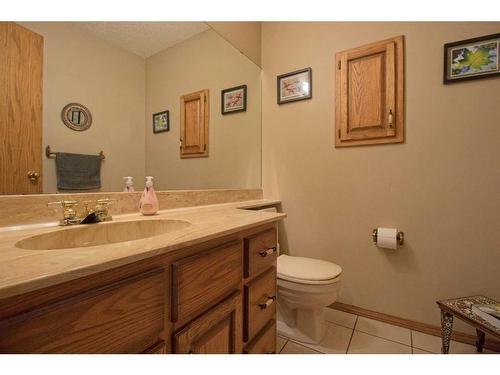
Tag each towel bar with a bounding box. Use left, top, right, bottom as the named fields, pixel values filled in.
left=45, top=145, right=105, bottom=160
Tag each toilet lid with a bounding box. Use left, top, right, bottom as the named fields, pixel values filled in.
left=277, top=255, right=342, bottom=283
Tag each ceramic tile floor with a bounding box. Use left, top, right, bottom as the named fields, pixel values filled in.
left=277, top=308, right=499, bottom=354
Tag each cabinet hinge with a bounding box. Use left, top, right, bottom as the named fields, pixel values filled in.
left=338, top=129, right=341, bottom=138
left=338, top=61, right=341, bottom=70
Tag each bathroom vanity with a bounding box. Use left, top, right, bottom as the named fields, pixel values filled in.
left=0, top=201, right=284, bottom=354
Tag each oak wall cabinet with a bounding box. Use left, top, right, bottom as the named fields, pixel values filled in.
left=180, top=89, right=209, bottom=158
left=335, top=36, right=404, bottom=147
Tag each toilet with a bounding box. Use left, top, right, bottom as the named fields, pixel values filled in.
left=276, top=254, right=342, bottom=344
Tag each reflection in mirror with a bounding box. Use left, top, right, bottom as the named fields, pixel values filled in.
left=61, top=103, right=92, bottom=131
left=1, top=22, right=261, bottom=195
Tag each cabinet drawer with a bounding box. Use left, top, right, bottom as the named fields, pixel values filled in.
left=0, top=268, right=165, bottom=353
left=244, top=267, right=276, bottom=342
left=244, top=228, right=277, bottom=278
left=172, top=240, right=242, bottom=323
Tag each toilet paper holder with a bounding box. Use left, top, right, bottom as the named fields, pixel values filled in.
left=372, top=228, right=404, bottom=246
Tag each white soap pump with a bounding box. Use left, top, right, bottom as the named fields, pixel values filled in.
left=123, top=176, right=135, bottom=192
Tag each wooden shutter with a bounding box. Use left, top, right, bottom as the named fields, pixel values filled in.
left=335, top=36, right=404, bottom=147
left=180, top=89, right=209, bottom=158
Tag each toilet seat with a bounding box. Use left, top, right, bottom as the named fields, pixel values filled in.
left=277, top=255, right=342, bottom=285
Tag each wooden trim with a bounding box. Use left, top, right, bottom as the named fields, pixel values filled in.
left=332, top=302, right=500, bottom=353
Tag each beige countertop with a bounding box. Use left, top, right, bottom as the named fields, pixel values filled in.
left=0, top=199, right=285, bottom=300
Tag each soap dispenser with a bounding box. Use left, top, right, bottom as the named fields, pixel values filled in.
left=139, top=176, right=159, bottom=215
left=123, top=176, right=135, bottom=192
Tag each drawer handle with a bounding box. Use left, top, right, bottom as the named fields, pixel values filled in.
left=258, top=296, right=276, bottom=310
left=259, top=246, right=277, bottom=257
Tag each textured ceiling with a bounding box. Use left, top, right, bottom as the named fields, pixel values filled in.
left=72, top=22, right=210, bottom=58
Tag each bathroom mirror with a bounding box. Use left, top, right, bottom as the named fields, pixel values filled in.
left=1, top=22, right=261, bottom=194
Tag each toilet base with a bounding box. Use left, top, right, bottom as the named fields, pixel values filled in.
left=277, top=307, right=327, bottom=345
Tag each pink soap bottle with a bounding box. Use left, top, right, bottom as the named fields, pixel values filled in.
left=139, top=176, right=159, bottom=215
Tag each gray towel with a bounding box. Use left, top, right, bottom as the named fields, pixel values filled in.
left=55, top=152, right=102, bottom=190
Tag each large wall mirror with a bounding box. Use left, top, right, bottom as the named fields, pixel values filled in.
left=0, top=22, right=261, bottom=194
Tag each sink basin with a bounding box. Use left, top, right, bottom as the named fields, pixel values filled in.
left=15, top=219, right=191, bottom=250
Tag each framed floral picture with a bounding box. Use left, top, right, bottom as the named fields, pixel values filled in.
left=277, top=67, right=312, bottom=104
left=152, top=110, right=170, bottom=133
left=221, top=85, right=247, bottom=114
left=443, top=33, right=499, bottom=84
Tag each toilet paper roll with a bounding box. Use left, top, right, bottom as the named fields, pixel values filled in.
left=376, top=227, right=398, bottom=250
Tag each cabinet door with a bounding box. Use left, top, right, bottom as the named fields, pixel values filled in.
left=335, top=36, right=404, bottom=147
left=243, top=320, right=276, bottom=354
left=143, top=341, right=167, bottom=354
left=0, top=268, right=166, bottom=353
left=173, top=291, right=242, bottom=354
left=180, top=89, right=209, bottom=158
left=0, top=22, right=43, bottom=194
left=171, top=240, right=242, bottom=324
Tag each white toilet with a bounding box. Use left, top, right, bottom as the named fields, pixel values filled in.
left=277, top=254, right=342, bottom=344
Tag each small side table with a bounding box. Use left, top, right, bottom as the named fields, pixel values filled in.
left=437, top=295, right=500, bottom=354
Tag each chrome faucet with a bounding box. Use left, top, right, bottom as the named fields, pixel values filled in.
left=47, top=198, right=116, bottom=226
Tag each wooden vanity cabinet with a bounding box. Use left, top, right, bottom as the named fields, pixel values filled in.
left=0, top=223, right=278, bottom=354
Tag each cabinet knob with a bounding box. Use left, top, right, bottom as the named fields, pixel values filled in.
left=258, top=296, right=276, bottom=310
left=27, top=171, right=40, bottom=183
left=259, top=246, right=277, bottom=257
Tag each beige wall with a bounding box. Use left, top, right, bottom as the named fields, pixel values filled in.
left=262, top=22, right=500, bottom=332
left=207, top=22, right=261, bottom=67
left=145, top=29, right=262, bottom=190
left=21, top=22, right=146, bottom=193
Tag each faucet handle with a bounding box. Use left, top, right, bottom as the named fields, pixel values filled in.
left=47, top=200, right=79, bottom=225
left=95, top=198, right=117, bottom=221
left=47, top=200, right=78, bottom=209
left=97, top=198, right=117, bottom=205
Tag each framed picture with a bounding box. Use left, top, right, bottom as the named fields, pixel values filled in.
left=221, top=85, right=247, bottom=114
left=152, top=110, right=170, bottom=133
left=277, top=67, right=312, bottom=104
left=443, top=33, right=500, bottom=84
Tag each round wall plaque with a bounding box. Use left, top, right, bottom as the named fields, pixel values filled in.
left=61, top=103, right=92, bottom=131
